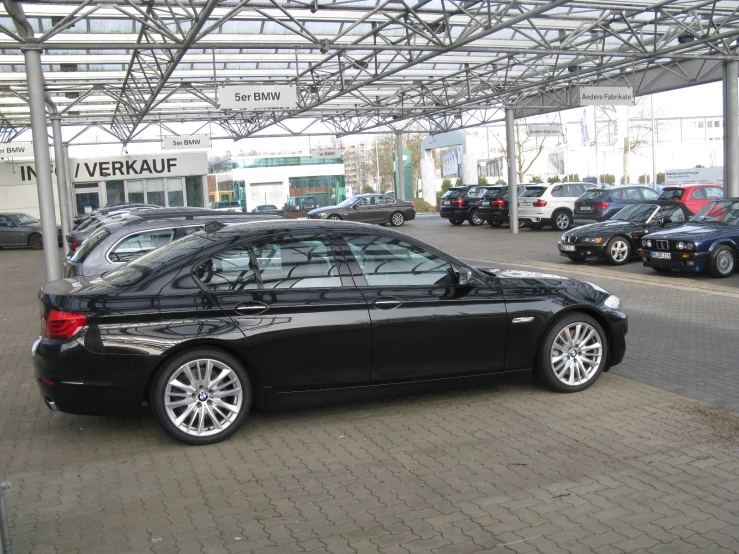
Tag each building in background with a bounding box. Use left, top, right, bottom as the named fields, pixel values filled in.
left=209, top=154, right=346, bottom=212
left=343, top=143, right=370, bottom=194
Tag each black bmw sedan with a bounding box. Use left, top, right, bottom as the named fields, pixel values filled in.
left=33, top=220, right=627, bottom=445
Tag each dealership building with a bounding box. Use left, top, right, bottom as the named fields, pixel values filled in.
left=0, top=151, right=210, bottom=222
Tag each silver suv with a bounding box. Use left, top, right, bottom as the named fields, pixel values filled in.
left=517, top=182, right=592, bottom=230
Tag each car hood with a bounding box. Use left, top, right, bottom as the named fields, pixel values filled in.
left=644, top=222, right=738, bottom=240
left=565, top=220, right=635, bottom=236
left=477, top=268, right=612, bottom=304
left=308, top=206, right=341, bottom=215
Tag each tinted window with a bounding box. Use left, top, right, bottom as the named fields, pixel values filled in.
left=254, top=234, right=341, bottom=289
left=108, top=228, right=176, bottom=263
left=550, top=186, right=564, bottom=198
left=441, top=187, right=466, bottom=199
left=466, top=187, right=488, bottom=198
left=521, top=187, right=546, bottom=198
left=194, top=246, right=257, bottom=291
left=691, top=188, right=707, bottom=200
left=356, top=196, right=375, bottom=206
left=641, top=188, right=659, bottom=199
left=482, top=188, right=505, bottom=199
left=706, top=187, right=723, bottom=199
left=344, top=234, right=456, bottom=287
left=659, top=188, right=684, bottom=201
left=0, top=216, right=13, bottom=227
left=70, top=227, right=111, bottom=263
left=377, top=196, right=395, bottom=205
left=10, top=214, right=39, bottom=226
left=579, top=190, right=607, bottom=201
left=611, top=189, right=628, bottom=200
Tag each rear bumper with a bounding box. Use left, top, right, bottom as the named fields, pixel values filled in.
left=439, top=207, right=469, bottom=220
left=573, top=216, right=604, bottom=224
left=517, top=208, right=551, bottom=224
left=637, top=250, right=710, bottom=272
left=478, top=207, right=509, bottom=221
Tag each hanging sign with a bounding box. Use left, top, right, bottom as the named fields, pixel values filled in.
left=218, top=85, right=297, bottom=110
left=527, top=125, right=562, bottom=137
left=579, top=86, right=634, bottom=106
left=161, top=135, right=211, bottom=150
left=310, top=148, right=342, bottom=159
left=0, top=142, right=34, bottom=158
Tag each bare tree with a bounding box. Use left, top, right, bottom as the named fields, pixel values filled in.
left=492, top=123, right=549, bottom=182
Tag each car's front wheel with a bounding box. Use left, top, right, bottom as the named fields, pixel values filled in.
left=709, top=245, right=735, bottom=278
left=390, top=211, right=405, bottom=226
left=536, top=313, right=607, bottom=393
left=468, top=209, right=483, bottom=226
left=29, top=233, right=43, bottom=250
left=328, top=214, right=342, bottom=221
left=604, top=237, right=630, bottom=265
left=151, top=348, right=252, bottom=445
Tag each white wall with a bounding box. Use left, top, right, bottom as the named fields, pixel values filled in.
left=0, top=162, right=62, bottom=223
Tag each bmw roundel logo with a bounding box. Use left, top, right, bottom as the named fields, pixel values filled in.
left=198, top=392, right=208, bottom=402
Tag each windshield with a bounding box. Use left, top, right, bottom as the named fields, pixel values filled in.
left=10, top=214, right=39, bottom=226
left=691, top=200, right=739, bottom=225
left=521, top=187, right=546, bottom=198
left=336, top=195, right=363, bottom=208
left=659, top=188, right=684, bottom=201
left=611, top=204, right=658, bottom=222
left=70, top=227, right=111, bottom=263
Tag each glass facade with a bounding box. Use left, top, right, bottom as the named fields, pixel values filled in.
left=289, top=175, right=347, bottom=207
left=210, top=155, right=343, bottom=173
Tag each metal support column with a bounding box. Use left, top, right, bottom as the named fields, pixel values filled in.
left=23, top=44, right=61, bottom=281
left=396, top=132, right=405, bottom=200
left=593, top=107, right=600, bottom=186
left=0, top=481, right=12, bottom=554
left=723, top=61, right=739, bottom=198
left=50, top=116, right=70, bottom=256
left=651, top=96, right=657, bottom=188
left=505, top=107, right=519, bottom=235
left=63, top=144, right=75, bottom=223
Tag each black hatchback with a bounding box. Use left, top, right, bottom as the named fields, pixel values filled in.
left=439, top=185, right=496, bottom=226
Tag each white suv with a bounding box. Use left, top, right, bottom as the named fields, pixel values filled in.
left=518, top=182, right=591, bottom=230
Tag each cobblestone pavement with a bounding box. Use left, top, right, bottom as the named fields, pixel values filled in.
left=1, top=241, right=738, bottom=554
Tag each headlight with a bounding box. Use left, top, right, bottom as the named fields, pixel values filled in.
left=603, top=295, right=621, bottom=310
left=677, top=241, right=685, bottom=250
left=583, top=237, right=603, bottom=244
left=318, top=212, right=329, bottom=218
left=642, top=239, right=652, bottom=248
left=686, top=242, right=695, bottom=251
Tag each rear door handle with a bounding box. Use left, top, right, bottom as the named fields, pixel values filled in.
left=372, top=297, right=402, bottom=310
left=234, top=301, right=269, bottom=315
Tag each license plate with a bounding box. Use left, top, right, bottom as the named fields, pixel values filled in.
left=561, top=244, right=576, bottom=252
left=443, top=201, right=450, bottom=205
left=520, top=201, right=531, bottom=207
left=651, top=252, right=671, bottom=259
left=579, top=206, right=591, bottom=211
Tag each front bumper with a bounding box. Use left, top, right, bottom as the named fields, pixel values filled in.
left=32, top=336, right=160, bottom=417
left=558, top=241, right=606, bottom=259
left=605, top=309, right=628, bottom=369
left=637, top=249, right=710, bottom=272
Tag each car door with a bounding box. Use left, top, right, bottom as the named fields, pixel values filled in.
left=351, top=196, right=377, bottom=222
left=198, top=232, right=372, bottom=391
left=0, top=216, right=21, bottom=246
left=371, top=195, right=395, bottom=223
left=337, top=231, right=508, bottom=383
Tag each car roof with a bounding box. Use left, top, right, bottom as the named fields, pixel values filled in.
left=205, top=218, right=403, bottom=238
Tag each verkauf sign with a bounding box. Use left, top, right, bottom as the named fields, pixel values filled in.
left=70, top=152, right=208, bottom=183
left=310, top=148, right=342, bottom=159
left=0, top=142, right=34, bottom=158
left=218, top=85, right=297, bottom=110
left=579, top=86, right=634, bottom=106
left=162, top=135, right=211, bottom=151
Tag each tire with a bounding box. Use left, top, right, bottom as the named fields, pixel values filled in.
left=536, top=313, right=607, bottom=393
left=450, top=219, right=464, bottom=226
left=552, top=210, right=572, bottom=231
left=467, top=209, right=483, bottom=226
left=709, top=245, right=735, bottom=278
left=389, top=211, right=405, bottom=227
left=328, top=214, right=342, bottom=221
left=29, top=234, right=43, bottom=250
left=604, top=236, right=631, bottom=266
left=488, top=219, right=503, bottom=228
left=529, top=223, right=544, bottom=230
left=151, top=348, right=252, bottom=445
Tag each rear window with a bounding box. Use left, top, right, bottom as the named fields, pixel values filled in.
left=70, top=227, right=110, bottom=263
left=441, top=187, right=466, bottom=199
left=521, top=187, right=547, bottom=198
left=465, top=187, right=488, bottom=198
left=482, top=188, right=505, bottom=199
left=659, top=188, right=684, bottom=201
left=579, top=190, right=607, bottom=201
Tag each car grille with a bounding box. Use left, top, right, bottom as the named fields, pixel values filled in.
left=656, top=240, right=670, bottom=251
left=564, top=235, right=577, bottom=244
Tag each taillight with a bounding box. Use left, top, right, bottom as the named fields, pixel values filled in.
left=574, top=203, right=580, bottom=209
left=42, top=310, right=88, bottom=340
left=410, top=202, right=415, bottom=209
left=533, top=200, right=547, bottom=207
left=490, top=199, right=505, bottom=208
left=451, top=198, right=464, bottom=206
left=70, top=240, right=81, bottom=253
left=593, top=202, right=609, bottom=210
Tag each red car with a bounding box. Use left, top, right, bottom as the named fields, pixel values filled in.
left=658, top=184, right=723, bottom=214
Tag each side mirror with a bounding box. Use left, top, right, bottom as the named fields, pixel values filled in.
left=352, top=204, right=358, bottom=209
left=662, top=216, right=673, bottom=225
left=458, top=267, right=474, bottom=286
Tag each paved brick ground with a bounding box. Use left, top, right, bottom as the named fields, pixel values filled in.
left=1, top=238, right=738, bottom=554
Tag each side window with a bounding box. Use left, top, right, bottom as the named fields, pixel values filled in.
left=0, top=216, right=13, bottom=227
left=108, top=228, right=176, bottom=262
left=377, top=196, right=395, bottom=205
left=357, top=197, right=375, bottom=206
left=567, top=184, right=585, bottom=197
left=253, top=234, right=341, bottom=289
left=626, top=189, right=642, bottom=200
left=180, top=225, right=204, bottom=237
left=706, top=187, right=723, bottom=199
left=641, top=188, right=659, bottom=199
left=343, top=234, right=456, bottom=287
left=194, top=246, right=257, bottom=291
left=691, top=188, right=707, bottom=200
left=611, top=189, right=628, bottom=200
left=658, top=206, right=685, bottom=222
left=551, top=186, right=563, bottom=198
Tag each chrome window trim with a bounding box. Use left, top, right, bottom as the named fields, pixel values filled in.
left=104, top=224, right=189, bottom=265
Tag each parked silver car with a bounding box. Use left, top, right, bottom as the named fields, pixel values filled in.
left=64, top=210, right=284, bottom=277
left=307, top=193, right=416, bottom=226
left=0, top=212, right=62, bottom=249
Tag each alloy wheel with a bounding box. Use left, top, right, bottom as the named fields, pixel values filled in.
left=555, top=213, right=571, bottom=230
left=328, top=214, right=341, bottom=220
left=391, top=212, right=404, bottom=226
left=716, top=250, right=734, bottom=275
left=164, top=358, right=244, bottom=437
left=550, top=322, right=603, bottom=386
left=609, top=240, right=629, bottom=263
left=469, top=210, right=483, bottom=225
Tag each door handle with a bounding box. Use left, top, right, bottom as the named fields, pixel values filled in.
left=234, top=301, right=269, bottom=315
left=372, top=297, right=402, bottom=310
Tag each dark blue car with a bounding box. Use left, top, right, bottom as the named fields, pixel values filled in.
left=639, top=199, right=739, bottom=278
left=574, top=186, right=660, bottom=223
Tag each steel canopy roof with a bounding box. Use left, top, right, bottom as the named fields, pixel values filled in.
left=1, top=0, right=739, bottom=145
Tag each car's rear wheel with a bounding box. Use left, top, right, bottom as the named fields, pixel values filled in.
left=537, top=313, right=607, bottom=393
left=29, top=233, right=43, bottom=250
left=151, top=348, right=252, bottom=445
left=328, top=214, right=342, bottom=221
left=450, top=218, right=464, bottom=226
left=709, top=245, right=735, bottom=278
left=604, top=237, right=630, bottom=265
left=468, top=209, right=483, bottom=226
left=488, top=219, right=503, bottom=227
left=390, top=211, right=405, bottom=227
left=552, top=210, right=572, bottom=231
